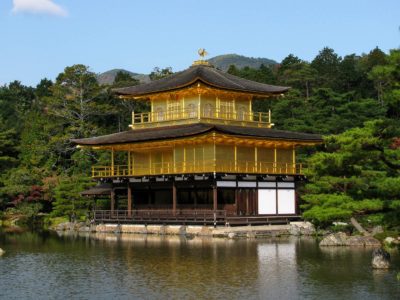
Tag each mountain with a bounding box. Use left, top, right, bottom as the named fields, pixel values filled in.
left=98, top=54, right=277, bottom=85
left=97, top=69, right=150, bottom=85
left=207, top=54, right=277, bottom=71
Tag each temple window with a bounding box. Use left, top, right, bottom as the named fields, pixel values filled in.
left=155, top=107, right=164, bottom=121
left=204, top=103, right=213, bottom=117
left=187, top=103, right=197, bottom=118
left=220, top=100, right=234, bottom=119
left=167, top=99, right=181, bottom=119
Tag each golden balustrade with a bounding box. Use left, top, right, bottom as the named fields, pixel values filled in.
left=91, top=160, right=303, bottom=178
left=130, top=107, right=273, bottom=129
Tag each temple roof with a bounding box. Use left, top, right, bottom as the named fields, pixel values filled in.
left=72, top=123, right=323, bottom=146
left=113, top=64, right=289, bottom=97
left=81, top=183, right=112, bottom=196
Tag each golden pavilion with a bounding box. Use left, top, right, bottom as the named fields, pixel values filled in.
left=73, top=53, right=322, bottom=225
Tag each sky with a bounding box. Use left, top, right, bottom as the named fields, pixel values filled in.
left=0, top=0, right=399, bottom=86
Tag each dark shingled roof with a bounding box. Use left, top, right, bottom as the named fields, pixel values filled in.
left=72, top=123, right=323, bottom=146
left=81, top=184, right=112, bottom=196
left=114, top=64, right=289, bottom=97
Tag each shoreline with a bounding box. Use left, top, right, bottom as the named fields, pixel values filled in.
left=53, top=221, right=315, bottom=238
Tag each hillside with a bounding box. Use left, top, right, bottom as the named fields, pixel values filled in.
left=207, top=54, right=277, bottom=71
left=97, top=69, right=150, bottom=85
left=97, top=54, right=278, bottom=85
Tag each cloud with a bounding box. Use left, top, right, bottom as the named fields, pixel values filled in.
left=12, top=0, right=68, bottom=16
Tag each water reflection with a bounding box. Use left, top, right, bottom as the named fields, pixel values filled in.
left=0, top=232, right=399, bottom=300
left=257, top=240, right=299, bottom=299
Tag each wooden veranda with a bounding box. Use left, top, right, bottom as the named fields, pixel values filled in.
left=93, top=209, right=301, bottom=226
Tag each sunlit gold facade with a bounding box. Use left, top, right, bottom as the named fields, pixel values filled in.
left=90, top=132, right=307, bottom=178
left=82, top=70, right=319, bottom=179
left=127, top=85, right=273, bottom=129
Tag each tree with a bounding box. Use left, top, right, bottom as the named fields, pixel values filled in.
left=149, top=67, right=173, bottom=81
left=43, top=65, right=116, bottom=172
left=337, top=54, right=364, bottom=93
left=311, top=47, right=342, bottom=89
left=48, top=64, right=106, bottom=138
left=109, top=71, right=147, bottom=131
left=368, top=49, right=400, bottom=116
left=280, top=62, right=317, bottom=100
left=301, top=120, right=400, bottom=227
left=113, top=71, right=139, bottom=88
left=51, top=175, right=95, bottom=219
left=278, top=54, right=302, bottom=76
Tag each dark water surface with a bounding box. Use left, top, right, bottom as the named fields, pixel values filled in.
left=0, top=231, right=399, bottom=300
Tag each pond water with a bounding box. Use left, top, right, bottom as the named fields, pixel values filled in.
left=0, top=231, right=399, bottom=300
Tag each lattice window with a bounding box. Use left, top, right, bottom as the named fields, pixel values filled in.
left=187, top=103, right=197, bottom=118
left=204, top=103, right=213, bottom=117
left=167, top=99, right=181, bottom=119
left=219, top=100, right=234, bottom=119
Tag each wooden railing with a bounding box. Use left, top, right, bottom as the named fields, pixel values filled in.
left=93, top=209, right=302, bottom=225
left=94, top=209, right=227, bottom=225
left=130, top=108, right=272, bottom=129
left=92, top=160, right=303, bottom=178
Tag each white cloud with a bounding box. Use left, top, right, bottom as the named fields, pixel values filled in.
left=12, top=0, right=68, bottom=16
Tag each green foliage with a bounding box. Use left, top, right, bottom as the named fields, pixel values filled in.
left=51, top=175, right=95, bottom=219
left=149, top=67, right=173, bottom=81
left=113, top=71, right=140, bottom=88
left=0, top=46, right=399, bottom=227
left=301, top=119, right=400, bottom=228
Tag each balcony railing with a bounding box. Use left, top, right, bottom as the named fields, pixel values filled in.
left=130, top=107, right=272, bottom=129
left=92, top=160, right=303, bottom=178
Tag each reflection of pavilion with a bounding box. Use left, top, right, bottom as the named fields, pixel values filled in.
left=75, top=54, right=322, bottom=225
left=257, top=241, right=299, bottom=299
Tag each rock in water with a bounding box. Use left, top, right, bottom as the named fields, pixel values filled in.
left=320, top=232, right=348, bottom=246
left=372, top=248, right=390, bottom=269
left=0, top=248, right=5, bottom=256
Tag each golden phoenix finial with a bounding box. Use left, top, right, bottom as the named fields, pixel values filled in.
left=198, top=48, right=208, bottom=59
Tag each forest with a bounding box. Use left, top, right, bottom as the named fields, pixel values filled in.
left=0, top=47, right=399, bottom=231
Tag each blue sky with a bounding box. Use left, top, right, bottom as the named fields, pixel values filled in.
left=1, top=0, right=399, bottom=86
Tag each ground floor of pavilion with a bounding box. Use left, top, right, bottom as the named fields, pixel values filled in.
left=84, top=174, right=303, bottom=226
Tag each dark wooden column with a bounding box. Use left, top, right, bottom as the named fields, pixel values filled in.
left=111, top=188, right=115, bottom=215
left=172, top=182, right=177, bottom=215
left=127, top=184, right=132, bottom=218
left=213, top=185, right=218, bottom=211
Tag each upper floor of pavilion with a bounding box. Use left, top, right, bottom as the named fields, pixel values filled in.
left=114, top=60, right=289, bottom=129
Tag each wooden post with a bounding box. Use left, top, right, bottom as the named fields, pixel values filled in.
left=213, top=185, right=218, bottom=211
left=111, top=188, right=115, bottom=215
left=213, top=185, right=218, bottom=227
left=111, top=148, right=115, bottom=176
left=172, top=182, right=177, bottom=215
left=127, top=184, right=132, bottom=218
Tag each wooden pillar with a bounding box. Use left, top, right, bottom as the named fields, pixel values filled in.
left=213, top=185, right=218, bottom=211
left=111, top=188, right=115, bottom=214
left=127, top=184, right=132, bottom=218
left=172, top=182, right=177, bottom=215
left=246, top=190, right=249, bottom=216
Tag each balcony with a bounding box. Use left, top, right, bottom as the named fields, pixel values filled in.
left=91, top=160, right=303, bottom=178
left=130, top=107, right=273, bottom=129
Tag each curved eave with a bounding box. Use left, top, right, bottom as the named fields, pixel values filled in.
left=115, top=79, right=289, bottom=100
left=113, top=65, right=290, bottom=99
left=71, top=124, right=323, bottom=148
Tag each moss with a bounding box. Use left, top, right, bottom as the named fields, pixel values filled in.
left=373, top=230, right=399, bottom=241
left=43, top=216, right=69, bottom=229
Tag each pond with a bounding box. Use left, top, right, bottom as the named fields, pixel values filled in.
left=0, top=231, right=399, bottom=299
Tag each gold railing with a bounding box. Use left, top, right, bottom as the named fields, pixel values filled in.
left=92, top=160, right=303, bottom=178
left=130, top=108, right=272, bottom=129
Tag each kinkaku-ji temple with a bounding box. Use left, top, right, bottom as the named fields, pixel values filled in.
left=72, top=51, right=323, bottom=226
